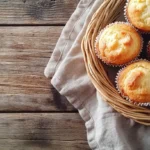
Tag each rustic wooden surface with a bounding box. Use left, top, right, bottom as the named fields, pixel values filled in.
left=0, top=0, right=90, bottom=150
left=0, top=113, right=89, bottom=150
left=0, top=0, right=79, bottom=25
left=0, top=26, right=76, bottom=112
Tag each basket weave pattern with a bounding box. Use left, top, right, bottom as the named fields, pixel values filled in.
left=81, top=0, right=150, bottom=125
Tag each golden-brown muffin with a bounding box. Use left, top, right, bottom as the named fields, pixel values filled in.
left=95, top=23, right=142, bottom=65
left=117, top=60, right=150, bottom=103
left=126, top=0, right=150, bottom=32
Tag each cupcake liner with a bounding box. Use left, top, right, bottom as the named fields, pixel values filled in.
left=115, top=59, right=150, bottom=107
left=124, top=0, right=150, bottom=34
left=146, top=41, right=150, bottom=60
left=94, top=22, right=143, bottom=67
left=124, top=1, right=129, bottom=23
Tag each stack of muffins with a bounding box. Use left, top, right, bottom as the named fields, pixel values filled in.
left=95, top=0, right=150, bottom=106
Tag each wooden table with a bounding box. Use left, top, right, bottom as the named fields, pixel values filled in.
left=0, top=0, right=89, bottom=149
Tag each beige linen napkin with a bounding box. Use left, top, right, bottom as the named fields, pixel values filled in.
left=45, top=0, right=150, bottom=149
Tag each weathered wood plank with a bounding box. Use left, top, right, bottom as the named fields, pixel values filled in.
left=0, top=27, right=76, bottom=112
left=0, top=140, right=89, bottom=150
left=0, top=0, right=79, bottom=25
left=0, top=113, right=89, bottom=150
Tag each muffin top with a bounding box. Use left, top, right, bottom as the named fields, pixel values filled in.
left=127, top=0, right=150, bottom=32
left=96, top=23, right=142, bottom=65
left=117, top=60, right=150, bottom=103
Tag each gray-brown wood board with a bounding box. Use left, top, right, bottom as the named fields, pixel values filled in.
left=0, top=0, right=79, bottom=25
left=0, top=0, right=90, bottom=149
left=0, top=113, right=89, bottom=150
left=0, top=26, right=75, bottom=112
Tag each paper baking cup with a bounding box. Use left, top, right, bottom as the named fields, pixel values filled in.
left=94, top=22, right=143, bottom=67
left=116, top=59, right=150, bottom=107
left=124, top=1, right=150, bottom=34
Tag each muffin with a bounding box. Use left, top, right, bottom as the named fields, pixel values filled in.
left=147, top=41, right=150, bottom=60
left=95, top=22, right=142, bottom=66
left=117, top=60, right=150, bottom=104
left=126, top=0, right=150, bottom=32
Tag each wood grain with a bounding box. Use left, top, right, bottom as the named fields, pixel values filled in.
left=0, top=1, right=89, bottom=149
left=0, top=113, right=89, bottom=150
left=0, top=26, right=76, bottom=112
left=0, top=0, right=79, bottom=25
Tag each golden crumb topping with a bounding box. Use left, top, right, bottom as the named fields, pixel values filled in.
left=118, top=61, right=150, bottom=103
left=127, top=0, right=150, bottom=31
left=96, top=23, right=141, bottom=65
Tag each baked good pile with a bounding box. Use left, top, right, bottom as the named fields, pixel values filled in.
left=95, top=0, right=150, bottom=106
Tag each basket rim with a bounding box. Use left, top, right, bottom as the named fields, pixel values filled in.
left=81, top=0, right=150, bottom=126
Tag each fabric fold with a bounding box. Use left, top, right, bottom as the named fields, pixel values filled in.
left=44, top=0, right=93, bottom=78
left=45, top=0, right=150, bottom=150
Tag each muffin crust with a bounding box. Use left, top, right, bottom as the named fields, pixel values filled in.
left=127, top=0, right=150, bottom=32
left=118, top=60, right=150, bottom=103
left=96, top=23, right=142, bottom=65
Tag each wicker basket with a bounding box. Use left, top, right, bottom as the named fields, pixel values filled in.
left=81, top=0, right=150, bottom=126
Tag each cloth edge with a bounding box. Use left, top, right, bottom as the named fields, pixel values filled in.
left=51, top=77, right=100, bottom=150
